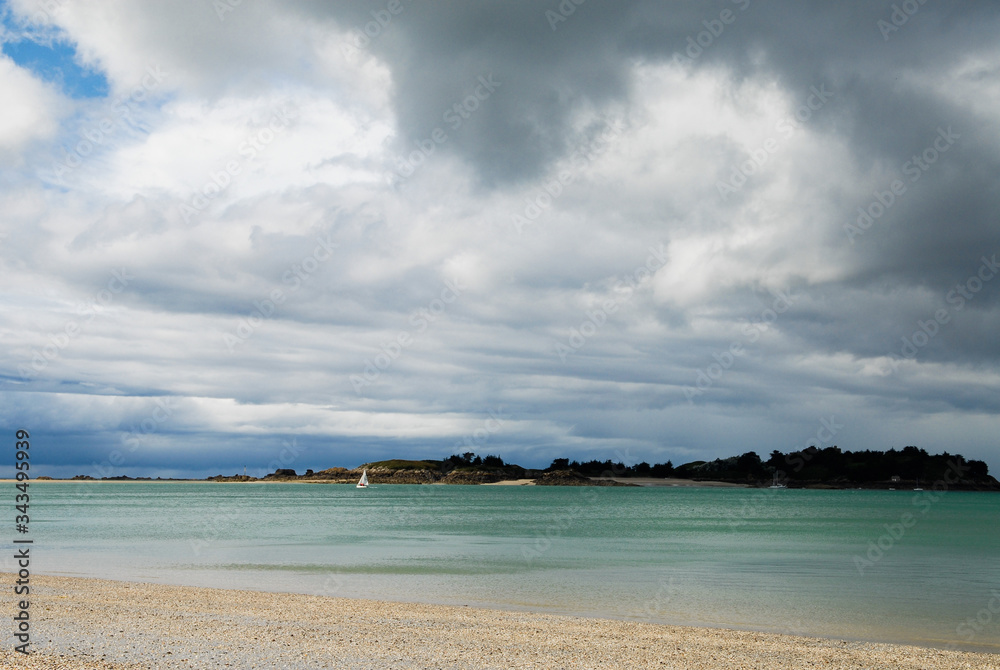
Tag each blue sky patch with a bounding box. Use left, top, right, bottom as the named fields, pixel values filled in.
left=2, top=25, right=108, bottom=99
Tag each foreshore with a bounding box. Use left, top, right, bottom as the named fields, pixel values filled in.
left=3, top=574, right=995, bottom=669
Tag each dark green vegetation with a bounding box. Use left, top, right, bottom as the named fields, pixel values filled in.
left=549, top=457, right=676, bottom=478
left=549, top=446, right=997, bottom=490
left=364, top=459, right=439, bottom=471
left=355, top=453, right=533, bottom=483
left=65, top=447, right=996, bottom=489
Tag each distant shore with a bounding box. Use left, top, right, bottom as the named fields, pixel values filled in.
left=11, top=448, right=997, bottom=490
left=11, top=446, right=997, bottom=490
left=5, top=573, right=995, bottom=669
left=591, top=476, right=749, bottom=488
left=12, top=477, right=1000, bottom=490
left=3, top=476, right=749, bottom=488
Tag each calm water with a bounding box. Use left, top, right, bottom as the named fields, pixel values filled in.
left=24, top=482, right=1000, bottom=652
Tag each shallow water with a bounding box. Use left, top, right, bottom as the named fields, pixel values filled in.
left=27, top=482, right=1000, bottom=652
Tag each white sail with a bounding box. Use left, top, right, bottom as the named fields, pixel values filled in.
left=356, top=469, right=368, bottom=488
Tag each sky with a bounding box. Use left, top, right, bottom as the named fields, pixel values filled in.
left=1, top=0, right=998, bottom=479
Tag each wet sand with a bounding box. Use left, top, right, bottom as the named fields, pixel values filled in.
left=481, top=478, right=536, bottom=485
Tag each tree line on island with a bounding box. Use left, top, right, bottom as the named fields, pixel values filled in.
left=72, top=445, right=995, bottom=489
left=439, top=445, right=995, bottom=489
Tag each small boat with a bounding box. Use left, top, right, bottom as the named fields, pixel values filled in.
left=356, top=469, right=369, bottom=489
left=768, top=473, right=787, bottom=489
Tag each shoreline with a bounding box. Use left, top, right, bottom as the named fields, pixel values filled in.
left=590, top=477, right=749, bottom=488
left=0, top=477, right=743, bottom=488
left=4, top=573, right=996, bottom=669
left=481, top=478, right=536, bottom=485
left=13, top=478, right=994, bottom=490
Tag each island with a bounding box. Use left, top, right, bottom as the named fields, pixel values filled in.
left=58, top=446, right=1000, bottom=490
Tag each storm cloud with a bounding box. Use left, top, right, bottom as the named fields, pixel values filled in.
left=1, top=0, right=998, bottom=477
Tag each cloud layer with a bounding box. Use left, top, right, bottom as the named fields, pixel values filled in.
left=1, top=0, right=999, bottom=477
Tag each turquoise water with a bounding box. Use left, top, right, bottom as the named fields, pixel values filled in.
left=24, top=482, right=1000, bottom=652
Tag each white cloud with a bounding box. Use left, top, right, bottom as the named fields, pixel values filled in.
left=0, top=55, right=61, bottom=161
left=2, top=1, right=1000, bottom=477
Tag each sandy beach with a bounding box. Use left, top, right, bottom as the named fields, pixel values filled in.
left=2, top=574, right=995, bottom=669
left=481, top=478, right=536, bottom=485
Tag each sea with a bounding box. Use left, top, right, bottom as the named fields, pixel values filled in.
left=23, top=482, right=1000, bottom=653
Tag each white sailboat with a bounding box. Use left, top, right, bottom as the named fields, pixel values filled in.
left=768, top=473, right=787, bottom=489
left=356, top=469, right=369, bottom=489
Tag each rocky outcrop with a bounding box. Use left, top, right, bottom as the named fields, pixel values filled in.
left=345, top=467, right=442, bottom=485
left=439, top=470, right=507, bottom=485
left=301, top=467, right=351, bottom=480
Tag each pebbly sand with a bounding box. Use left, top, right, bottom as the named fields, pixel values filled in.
left=2, top=574, right=996, bottom=670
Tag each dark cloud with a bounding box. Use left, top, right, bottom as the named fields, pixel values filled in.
left=1, top=0, right=998, bottom=477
